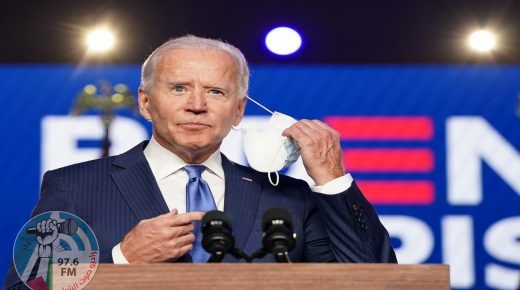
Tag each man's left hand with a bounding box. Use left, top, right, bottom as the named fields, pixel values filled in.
left=283, top=119, right=345, bottom=185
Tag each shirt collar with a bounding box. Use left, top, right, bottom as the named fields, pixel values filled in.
left=144, top=136, right=224, bottom=180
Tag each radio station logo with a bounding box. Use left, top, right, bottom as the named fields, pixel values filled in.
left=13, top=211, right=99, bottom=290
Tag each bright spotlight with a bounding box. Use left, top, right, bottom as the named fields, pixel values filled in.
left=468, top=30, right=496, bottom=53
left=86, top=27, right=115, bottom=53
left=265, top=27, right=302, bottom=56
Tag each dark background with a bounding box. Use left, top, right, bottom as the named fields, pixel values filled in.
left=0, top=0, right=519, bottom=64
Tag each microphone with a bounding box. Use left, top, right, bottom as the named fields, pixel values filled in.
left=201, top=210, right=235, bottom=262
left=261, top=208, right=296, bottom=263
left=26, top=219, right=78, bottom=235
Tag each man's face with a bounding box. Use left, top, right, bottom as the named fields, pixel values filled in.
left=139, top=48, right=246, bottom=162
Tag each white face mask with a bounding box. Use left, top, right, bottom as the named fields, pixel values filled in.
left=240, top=97, right=301, bottom=186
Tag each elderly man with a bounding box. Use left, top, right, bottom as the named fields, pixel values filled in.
left=5, top=34, right=395, bottom=289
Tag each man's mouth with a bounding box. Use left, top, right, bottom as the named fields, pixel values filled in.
left=178, top=122, right=211, bottom=130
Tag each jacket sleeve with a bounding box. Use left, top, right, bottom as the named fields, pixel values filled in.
left=300, top=191, right=336, bottom=262
left=311, top=181, right=397, bottom=263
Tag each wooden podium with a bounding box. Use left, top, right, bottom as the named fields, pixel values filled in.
left=86, top=264, right=449, bottom=289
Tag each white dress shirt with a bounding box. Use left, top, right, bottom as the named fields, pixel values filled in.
left=143, top=137, right=226, bottom=213
left=112, top=137, right=353, bottom=263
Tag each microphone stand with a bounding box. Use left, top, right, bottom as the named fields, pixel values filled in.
left=208, top=251, right=225, bottom=263
left=230, top=248, right=253, bottom=263
left=274, top=251, right=292, bottom=263
left=249, top=248, right=268, bottom=261
left=249, top=247, right=292, bottom=263
left=208, top=248, right=253, bottom=263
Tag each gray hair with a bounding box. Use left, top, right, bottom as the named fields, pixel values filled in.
left=140, top=35, right=250, bottom=98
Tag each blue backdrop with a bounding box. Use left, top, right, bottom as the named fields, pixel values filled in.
left=1, top=65, right=519, bottom=289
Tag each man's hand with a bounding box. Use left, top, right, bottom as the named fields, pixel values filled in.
left=283, top=119, right=345, bottom=185
left=120, top=209, right=204, bottom=263
left=35, top=218, right=59, bottom=258
left=35, top=218, right=59, bottom=246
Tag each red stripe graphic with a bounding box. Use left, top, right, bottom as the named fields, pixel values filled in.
left=325, top=116, right=433, bottom=140
left=344, top=148, right=434, bottom=172
left=356, top=180, right=434, bottom=205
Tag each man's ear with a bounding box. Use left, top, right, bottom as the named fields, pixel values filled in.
left=234, top=96, right=247, bottom=125
left=138, top=87, right=152, bottom=121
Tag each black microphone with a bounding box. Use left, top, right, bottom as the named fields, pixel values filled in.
left=26, top=219, right=78, bottom=235
left=202, top=210, right=235, bottom=262
left=261, top=208, right=296, bottom=263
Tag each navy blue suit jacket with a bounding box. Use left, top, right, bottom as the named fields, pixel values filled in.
left=5, top=141, right=396, bottom=289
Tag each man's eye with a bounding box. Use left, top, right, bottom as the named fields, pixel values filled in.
left=173, top=86, right=186, bottom=92
left=209, top=89, right=224, bottom=95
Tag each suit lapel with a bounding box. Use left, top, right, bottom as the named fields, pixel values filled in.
left=110, top=145, right=263, bottom=255
left=111, top=141, right=170, bottom=221
left=222, top=155, right=263, bottom=250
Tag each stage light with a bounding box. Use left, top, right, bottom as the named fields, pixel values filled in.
left=86, top=27, right=116, bottom=53
left=468, top=30, right=496, bottom=53
left=265, top=27, right=302, bottom=56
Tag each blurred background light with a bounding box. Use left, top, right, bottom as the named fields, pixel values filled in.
left=86, top=27, right=116, bottom=53
left=2, top=2, right=519, bottom=63
left=265, top=27, right=302, bottom=56
left=468, top=30, right=497, bottom=53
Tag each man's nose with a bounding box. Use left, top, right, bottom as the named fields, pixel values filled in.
left=187, top=89, right=207, bottom=113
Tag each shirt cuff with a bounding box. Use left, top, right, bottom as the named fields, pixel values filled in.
left=112, top=243, right=130, bottom=264
left=311, top=173, right=353, bottom=195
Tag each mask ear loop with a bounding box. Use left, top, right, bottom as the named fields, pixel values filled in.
left=268, top=171, right=279, bottom=186
left=267, top=135, right=285, bottom=186
left=242, top=96, right=281, bottom=187
left=266, top=138, right=288, bottom=187
left=246, top=96, right=275, bottom=115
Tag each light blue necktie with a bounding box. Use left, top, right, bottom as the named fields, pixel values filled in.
left=184, top=165, right=217, bottom=263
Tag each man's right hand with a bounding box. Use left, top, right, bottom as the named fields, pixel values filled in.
left=120, top=209, right=204, bottom=263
